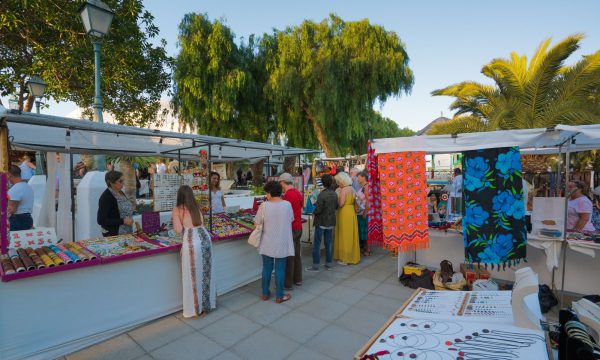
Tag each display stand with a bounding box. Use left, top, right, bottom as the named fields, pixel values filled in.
left=354, top=287, right=553, bottom=360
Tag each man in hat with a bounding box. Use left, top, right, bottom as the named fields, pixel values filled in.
left=279, top=172, right=303, bottom=290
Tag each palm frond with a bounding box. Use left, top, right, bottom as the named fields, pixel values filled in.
left=427, top=115, right=488, bottom=135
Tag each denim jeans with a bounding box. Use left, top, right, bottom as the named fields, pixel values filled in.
left=312, top=226, right=333, bottom=268
left=262, top=255, right=286, bottom=298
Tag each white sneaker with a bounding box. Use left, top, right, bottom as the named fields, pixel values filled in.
left=336, top=261, right=348, bottom=266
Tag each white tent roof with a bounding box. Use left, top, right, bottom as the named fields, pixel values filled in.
left=371, top=124, right=600, bottom=155
left=1, top=107, right=319, bottom=161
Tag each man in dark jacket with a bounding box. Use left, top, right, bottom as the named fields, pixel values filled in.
left=306, top=174, right=338, bottom=271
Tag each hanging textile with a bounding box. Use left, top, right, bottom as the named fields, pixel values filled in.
left=56, top=153, right=73, bottom=242
left=367, top=142, right=383, bottom=247
left=378, top=151, right=428, bottom=253
left=462, top=146, right=527, bottom=268
left=37, top=152, right=57, bottom=229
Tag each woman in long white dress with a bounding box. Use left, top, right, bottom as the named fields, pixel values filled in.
left=172, top=185, right=216, bottom=317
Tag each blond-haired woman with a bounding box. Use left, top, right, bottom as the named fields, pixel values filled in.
left=334, top=172, right=360, bottom=265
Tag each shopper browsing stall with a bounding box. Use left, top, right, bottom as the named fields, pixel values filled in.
left=255, top=181, right=294, bottom=303
left=279, top=172, right=303, bottom=289
left=97, top=171, right=134, bottom=236
left=334, top=172, right=360, bottom=265
left=566, top=180, right=595, bottom=232
left=208, top=171, right=226, bottom=213
left=356, top=171, right=371, bottom=256
left=18, top=155, right=36, bottom=181
left=305, top=174, right=338, bottom=271
left=172, top=185, right=216, bottom=317
left=7, top=165, right=34, bottom=231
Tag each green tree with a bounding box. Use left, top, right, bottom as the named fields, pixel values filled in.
left=173, top=13, right=268, bottom=141
left=0, top=0, right=171, bottom=126
left=429, top=34, right=600, bottom=135
left=347, top=111, right=414, bottom=154
left=266, top=14, right=414, bottom=156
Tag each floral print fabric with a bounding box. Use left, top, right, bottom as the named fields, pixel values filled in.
left=378, top=151, right=429, bottom=253
left=367, top=142, right=384, bottom=247
left=463, top=147, right=527, bottom=267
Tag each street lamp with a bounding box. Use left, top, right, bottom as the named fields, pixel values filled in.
left=8, top=96, right=19, bottom=111
left=26, top=75, right=47, bottom=114
left=26, top=75, right=48, bottom=175
left=79, top=0, right=114, bottom=171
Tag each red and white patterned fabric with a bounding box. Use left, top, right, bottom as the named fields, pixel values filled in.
left=378, top=151, right=429, bottom=253
left=367, top=142, right=383, bottom=247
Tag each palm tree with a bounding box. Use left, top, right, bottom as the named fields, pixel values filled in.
left=107, top=156, right=156, bottom=208
left=429, top=34, right=600, bottom=135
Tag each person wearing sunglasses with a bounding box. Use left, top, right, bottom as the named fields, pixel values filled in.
left=97, top=170, right=134, bottom=236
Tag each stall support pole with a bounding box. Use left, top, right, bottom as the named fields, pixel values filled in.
left=208, top=145, right=212, bottom=233
left=70, top=153, right=75, bottom=243
left=559, top=148, right=571, bottom=307
left=177, top=150, right=181, bottom=176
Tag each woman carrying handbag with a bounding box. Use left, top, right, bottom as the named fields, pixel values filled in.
left=253, top=181, right=294, bottom=303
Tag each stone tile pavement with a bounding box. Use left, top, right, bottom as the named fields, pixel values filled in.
left=64, top=247, right=415, bottom=360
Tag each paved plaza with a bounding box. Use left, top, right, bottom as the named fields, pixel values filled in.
left=64, top=247, right=413, bottom=360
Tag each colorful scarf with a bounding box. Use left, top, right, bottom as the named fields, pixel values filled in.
left=367, top=142, right=383, bottom=247
left=462, top=146, right=527, bottom=268
left=378, top=151, right=429, bottom=253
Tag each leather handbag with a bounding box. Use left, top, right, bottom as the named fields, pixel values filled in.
left=248, top=202, right=265, bottom=248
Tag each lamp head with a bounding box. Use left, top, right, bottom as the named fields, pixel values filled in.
left=79, top=0, right=115, bottom=38
left=26, top=75, right=47, bottom=98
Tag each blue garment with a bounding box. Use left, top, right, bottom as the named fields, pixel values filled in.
left=592, top=207, right=600, bottom=231
left=261, top=255, right=286, bottom=298
left=463, top=146, right=527, bottom=267
left=312, top=226, right=333, bottom=268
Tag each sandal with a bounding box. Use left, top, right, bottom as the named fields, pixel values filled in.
left=275, top=294, right=291, bottom=304
left=260, top=294, right=270, bottom=301
left=363, top=250, right=371, bottom=257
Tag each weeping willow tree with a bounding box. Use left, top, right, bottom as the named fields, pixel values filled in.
left=429, top=34, right=600, bottom=135
left=266, top=14, right=414, bottom=156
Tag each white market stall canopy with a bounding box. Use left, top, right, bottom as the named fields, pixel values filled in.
left=371, top=124, right=600, bottom=155
left=0, top=108, right=320, bottom=161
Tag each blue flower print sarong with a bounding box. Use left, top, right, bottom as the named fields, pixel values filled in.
left=462, top=147, right=527, bottom=268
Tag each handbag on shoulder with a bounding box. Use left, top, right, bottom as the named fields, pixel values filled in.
left=248, top=202, right=265, bottom=248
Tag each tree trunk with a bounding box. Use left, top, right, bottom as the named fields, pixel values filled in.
left=251, top=159, right=265, bottom=186
left=0, top=119, right=9, bottom=172
left=283, top=156, right=297, bottom=175
left=24, top=94, right=34, bottom=113
left=302, top=105, right=333, bottom=157
left=225, top=162, right=235, bottom=180
left=119, top=158, right=137, bottom=209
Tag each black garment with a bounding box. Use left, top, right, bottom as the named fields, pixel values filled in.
left=313, top=188, right=338, bottom=227
left=246, top=171, right=253, bottom=182
left=236, top=169, right=243, bottom=183
left=284, top=229, right=303, bottom=289
left=9, top=213, right=33, bottom=231
left=97, top=188, right=123, bottom=236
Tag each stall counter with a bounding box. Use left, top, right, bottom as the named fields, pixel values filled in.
left=396, top=230, right=600, bottom=295
left=0, top=237, right=261, bottom=360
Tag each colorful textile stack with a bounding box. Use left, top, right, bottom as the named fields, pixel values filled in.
left=367, top=142, right=383, bottom=247
left=0, top=243, right=99, bottom=275
left=378, top=151, right=429, bottom=253
left=462, top=146, right=527, bottom=268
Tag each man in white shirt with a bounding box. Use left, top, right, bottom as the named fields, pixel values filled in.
left=7, top=165, right=34, bottom=231
left=450, top=168, right=463, bottom=216
left=156, top=159, right=167, bottom=175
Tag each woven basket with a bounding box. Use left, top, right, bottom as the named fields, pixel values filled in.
left=433, top=271, right=467, bottom=291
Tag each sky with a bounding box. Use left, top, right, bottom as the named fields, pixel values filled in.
left=5, top=0, right=600, bottom=132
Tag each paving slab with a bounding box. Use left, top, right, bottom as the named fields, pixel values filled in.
left=200, top=313, right=261, bottom=348
left=150, top=332, right=224, bottom=360
left=335, top=306, right=390, bottom=337
left=65, top=334, right=145, bottom=360
left=298, top=296, right=351, bottom=322
left=180, top=307, right=232, bottom=330
left=241, top=299, right=293, bottom=325
left=321, top=284, right=369, bottom=306
left=305, top=324, right=369, bottom=360
left=270, top=310, right=328, bottom=344
left=232, top=327, right=300, bottom=360
left=128, top=316, right=195, bottom=352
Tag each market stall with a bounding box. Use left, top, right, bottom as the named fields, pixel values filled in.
left=0, top=107, right=319, bottom=360
left=369, top=124, right=600, bottom=294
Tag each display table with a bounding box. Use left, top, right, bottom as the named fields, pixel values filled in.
left=354, top=288, right=552, bottom=360
left=0, top=237, right=260, bottom=360
left=397, top=230, right=600, bottom=295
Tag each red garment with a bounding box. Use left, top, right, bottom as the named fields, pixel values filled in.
left=367, top=142, right=383, bottom=247
left=283, top=187, right=303, bottom=231
left=378, top=151, right=429, bottom=253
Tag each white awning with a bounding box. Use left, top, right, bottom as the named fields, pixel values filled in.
left=1, top=107, right=319, bottom=161
left=371, top=124, right=600, bottom=155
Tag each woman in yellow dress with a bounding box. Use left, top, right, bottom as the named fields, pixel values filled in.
left=334, top=172, right=361, bottom=265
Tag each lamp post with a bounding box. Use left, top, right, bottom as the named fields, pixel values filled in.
left=79, top=0, right=114, bottom=171
left=27, top=75, right=48, bottom=175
